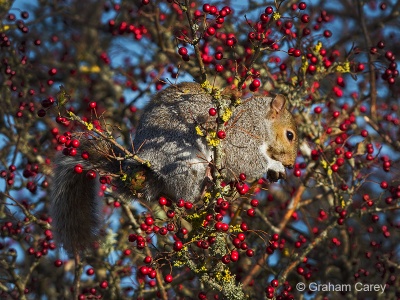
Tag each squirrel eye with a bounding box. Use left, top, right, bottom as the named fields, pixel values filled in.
left=286, top=130, right=294, bottom=141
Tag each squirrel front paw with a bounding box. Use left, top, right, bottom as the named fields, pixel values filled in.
left=266, top=158, right=286, bottom=182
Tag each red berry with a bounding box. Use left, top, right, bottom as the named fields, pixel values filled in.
left=86, top=268, right=94, bottom=276
left=57, top=135, right=67, bottom=144
left=198, top=291, right=207, bottom=299
left=331, top=164, right=339, bottom=172
left=380, top=181, right=388, bottom=189
left=301, top=14, right=310, bottom=23
left=217, top=130, right=226, bottom=139
left=265, top=6, right=273, bottom=14
left=236, top=182, right=249, bottom=195
left=207, top=27, right=216, bottom=36
left=100, top=280, right=108, bottom=289
left=293, top=169, right=301, bottom=177
left=81, top=151, right=89, bottom=160
left=230, top=250, right=239, bottom=262
left=178, top=47, right=188, bottom=56
left=293, top=49, right=301, bottom=57
left=54, top=259, right=63, bottom=267
left=323, top=30, right=332, bottom=38
left=344, top=151, right=352, bottom=159
left=159, top=227, right=168, bottom=235
left=307, top=65, right=316, bottom=73
left=251, top=79, right=261, bottom=88
left=166, top=210, right=175, bottom=218
left=177, top=198, right=185, bottom=207
left=74, top=164, right=83, bottom=174
left=271, top=279, right=279, bottom=287
left=215, top=51, right=223, bottom=60
left=385, top=51, right=393, bottom=60
left=209, top=107, right=217, bottom=116
left=173, top=241, right=183, bottom=251
left=159, top=196, right=167, bottom=206
left=215, top=64, right=224, bottom=72
left=164, top=274, right=173, bottom=283
left=145, top=217, right=154, bottom=226
left=361, top=129, right=368, bottom=137
left=221, top=223, right=229, bottom=231
left=202, top=4, right=211, bottom=13
left=221, top=255, right=230, bottom=264
left=209, top=6, right=218, bottom=15
left=247, top=208, right=255, bottom=217
left=71, top=139, right=80, bottom=148
left=86, top=170, right=97, bottom=179
left=299, top=2, right=307, bottom=10
left=48, top=68, right=57, bottom=76
left=246, top=249, right=254, bottom=257
left=314, top=106, right=322, bottom=114
left=225, top=38, right=235, bottom=47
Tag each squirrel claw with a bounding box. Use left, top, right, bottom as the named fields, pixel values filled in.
left=266, top=157, right=287, bottom=182
left=267, top=169, right=286, bottom=182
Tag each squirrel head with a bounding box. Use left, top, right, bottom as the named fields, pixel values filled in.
left=265, top=94, right=299, bottom=169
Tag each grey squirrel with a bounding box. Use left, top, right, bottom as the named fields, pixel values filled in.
left=50, top=82, right=298, bottom=255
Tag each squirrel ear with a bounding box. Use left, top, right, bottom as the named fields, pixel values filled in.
left=271, top=94, right=287, bottom=113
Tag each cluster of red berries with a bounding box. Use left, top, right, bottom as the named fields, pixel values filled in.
left=107, top=20, right=148, bottom=41
left=26, top=229, right=56, bottom=259
left=55, top=132, right=81, bottom=157
left=370, top=41, right=398, bottom=85
left=266, top=233, right=286, bottom=255
left=268, top=280, right=296, bottom=299
left=37, top=96, right=56, bottom=118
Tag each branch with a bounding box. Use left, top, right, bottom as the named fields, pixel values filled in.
left=357, top=0, right=377, bottom=121
left=183, top=0, right=207, bottom=82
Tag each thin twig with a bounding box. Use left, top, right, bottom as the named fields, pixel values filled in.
left=73, top=253, right=83, bottom=300
left=357, top=0, right=377, bottom=121
left=183, top=0, right=207, bottom=82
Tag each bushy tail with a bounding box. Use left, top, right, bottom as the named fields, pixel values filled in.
left=49, top=136, right=158, bottom=255
left=50, top=152, right=102, bottom=256
left=50, top=138, right=124, bottom=256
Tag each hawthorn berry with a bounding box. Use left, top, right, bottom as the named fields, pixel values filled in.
left=159, top=196, right=168, bottom=206
left=246, top=249, right=254, bottom=257
left=299, top=2, right=307, bottom=10
left=217, top=130, right=226, bottom=139
left=74, top=164, right=83, bottom=174
left=86, top=268, right=94, bottom=276
left=54, top=259, right=63, bottom=267
left=164, top=274, right=173, bottom=283
left=178, top=47, right=188, bottom=56
left=173, top=241, right=183, bottom=251
left=265, top=6, right=273, bottom=14
left=100, top=281, right=108, bottom=289
left=86, top=170, right=96, bottom=179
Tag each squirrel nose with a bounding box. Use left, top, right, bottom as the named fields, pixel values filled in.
left=285, top=164, right=294, bottom=169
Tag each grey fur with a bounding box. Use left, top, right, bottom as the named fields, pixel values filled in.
left=50, top=82, right=298, bottom=255
left=50, top=154, right=101, bottom=255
